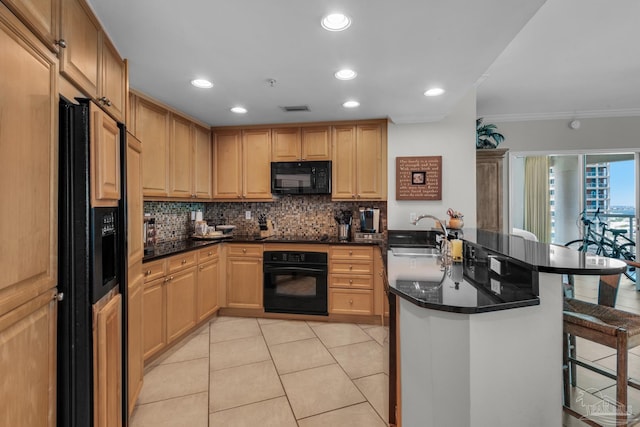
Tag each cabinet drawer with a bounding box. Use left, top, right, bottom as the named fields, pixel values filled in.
left=167, top=252, right=197, bottom=273
left=330, top=260, right=373, bottom=275
left=226, top=244, right=263, bottom=257
left=329, top=289, right=373, bottom=315
left=142, top=259, right=166, bottom=283
left=330, top=274, right=373, bottom=289
left=198, top=245, right=219, bottom=262
left=330, top=246, right=373, bottom=260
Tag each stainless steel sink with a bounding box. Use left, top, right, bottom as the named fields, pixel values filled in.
left=390, top=247, right=440, bottom=257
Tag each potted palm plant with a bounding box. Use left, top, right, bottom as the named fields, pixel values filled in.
left=476, top=118, right=505, bottom=149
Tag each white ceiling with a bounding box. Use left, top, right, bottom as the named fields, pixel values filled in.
left=86, top=0, right=640, bottom=127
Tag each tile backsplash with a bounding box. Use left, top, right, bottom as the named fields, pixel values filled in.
left=143, top=196, right=387, bottom=243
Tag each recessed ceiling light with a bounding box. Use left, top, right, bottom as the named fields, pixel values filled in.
left=335, top=69, right=357, bottom=80
left=321, top=13, right=351, bottom=31
left=342, top=100, right=360, bottom=108
left=230, top=106, right=247, bottom=114
left=424, top=88, right=445, bottom=97
left=190, top=79, right=213, bottom=89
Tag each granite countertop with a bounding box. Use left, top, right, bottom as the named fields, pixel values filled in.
left=462, top=228, right=628, bottom=276
left=143, top=234, right=380, bottom=262
left=387, top=250, right=539, bottom=314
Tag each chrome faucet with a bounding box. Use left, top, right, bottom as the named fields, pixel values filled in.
left=411, top=214, right=449, bottom=254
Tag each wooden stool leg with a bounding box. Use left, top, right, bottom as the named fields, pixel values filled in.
left=569, top=334, right=577, bottom=386
left=617, top=330, right=628, bottom=425
left=563, top=332, right=571, bottom=406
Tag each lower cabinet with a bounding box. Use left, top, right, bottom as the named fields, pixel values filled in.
left=226, top=244, right=263, bottom=309
left=142, top=276, right=165, bottom=360
left=0, top=289, right=57, bottom=426
left=93, top=292, right=122, bottom=427
left=142, top=247, right=220, bottom=362
left=329, top=246, right=375, bottom=316
left=127, top=275, right=144, bottom=415
left=197, top=258, right=220, bottom=321
left=165, top=266, right=197, bottom=342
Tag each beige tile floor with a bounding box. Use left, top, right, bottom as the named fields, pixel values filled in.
left=130, top=317, right=389, bottom=426
left=563, top=275, right=640, bottom=427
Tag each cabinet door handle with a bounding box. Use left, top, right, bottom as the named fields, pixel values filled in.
left=98, top=96, right=112, bottom=106
left=145, top=270, right=152, bottom=276
left=349, top=299, right=354, bottom=305
left=199, top=265, right=205, bottom=270
left=181, top=259, right=187, bottom=264
left=208, top=251, right=213, bottom=256
left=349, top=265, right=353, bottom=270
left=349, top=279, right=353, bottom=284
left=242, top=248, right=247, bottom=253
left=349, top=251, right=353, bottom=255
left=55, top=39, right=67, bottom=48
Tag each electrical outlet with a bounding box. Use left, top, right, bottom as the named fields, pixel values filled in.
left=245, top=210, right=252, bottom=220
left=410, top=212, right=417, bottom=223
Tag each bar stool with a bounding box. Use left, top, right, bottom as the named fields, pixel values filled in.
left=563, top=261, right=640, bottom=426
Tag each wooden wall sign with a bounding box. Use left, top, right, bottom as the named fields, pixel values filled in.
left=396, top=156, right=442, bottom=200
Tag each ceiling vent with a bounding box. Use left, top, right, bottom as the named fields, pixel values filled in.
left=280, top=105, right=310, bottom=112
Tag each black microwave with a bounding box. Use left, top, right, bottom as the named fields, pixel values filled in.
left=271, top=161, right=331, bottom=195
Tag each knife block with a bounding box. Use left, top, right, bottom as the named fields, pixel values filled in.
left=259, top=219, right=274, bottom=238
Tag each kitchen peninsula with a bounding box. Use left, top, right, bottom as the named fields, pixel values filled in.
left=387, top=229, right=627, bottom=427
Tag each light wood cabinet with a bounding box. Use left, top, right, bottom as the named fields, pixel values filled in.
left=99, top=34, right=126, bottom=122
left=243, top=129, right=272, bottom=199
left=142, top=247, right=220, bottom=361
left=126, top=274, right=143, bottom=415
left=93, top=292, right=122, bottom=427
left=169, top=114, right=194, bottom=198
left=135, top=93, right=211, bottom=199
left=329, top=246, right=374, bottom=315
left=213, top=129, right=272, bottom=200
left=142, top=276, right=165, bottom=360
left=0, top=4, right=58, bottom=317
left=194, top=125, right=213, bottom=199
left=332, top=121, right=387, bottom=200
left=272, top=126, right=331, bottom=161
left=1, top=0, right=59, bottom=51
left=59, top=0, right=126, bottom=121
left=197, top=256, right=219, bottom=321
left=90, top=102, right=121, bottom=207
left=213, top=129, right=242, bottom=198
left=0, top=290, right=57, bottom=426
left=126, top=131, right=143, bottom=414
left=226, top=244, right=263, bottom=308
left=165, top=266, right=197, bottom=343
left=127, top=132, right=144, bottom=266
left=59, top=0, right=100, bottom=97
left=476, top=148, right=508, bottom=233
left=136, top=96, right=170, bottom=197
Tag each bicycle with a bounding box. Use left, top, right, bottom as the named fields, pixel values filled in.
left=564, top=208, right=637, bottom=282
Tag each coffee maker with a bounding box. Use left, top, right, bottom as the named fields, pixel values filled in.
left=359, top=207, right=380, bottom=233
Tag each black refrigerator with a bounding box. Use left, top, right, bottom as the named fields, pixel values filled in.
left=57, top=97, right=129, bottom=427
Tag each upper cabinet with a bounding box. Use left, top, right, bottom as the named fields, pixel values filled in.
left=1, top=0, right=59, bottom=51
left=212, top=128, right=272, bottom=200
left=193, top=125, right=213, bottom=199
left=133, top=91, right=212, bottom=200
left=90, top=102, right=121, bottom=207
left=332, top=121, right=387, bottom=200
left=59, top=0, right=100, bottom=97
left=99, top=35, right=127, bottom=122
left=56, top=0, right=126, bottom=122
left=271, top=126, right=331, bottom=161
left=135, top=95, right=170, bottom=197
left=168, top=114, right=193, bottom=198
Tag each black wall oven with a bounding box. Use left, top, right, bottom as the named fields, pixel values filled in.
left=264, top=251, right=328, bottom=315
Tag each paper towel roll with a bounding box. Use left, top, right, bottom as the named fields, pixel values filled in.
left=195, top=211, right=203, bottom=222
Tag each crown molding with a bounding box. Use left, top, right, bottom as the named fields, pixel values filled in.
left=480, top=108, right=640, bottom=123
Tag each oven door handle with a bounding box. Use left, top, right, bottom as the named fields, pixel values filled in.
left=264, top=266, right=326, bottom=274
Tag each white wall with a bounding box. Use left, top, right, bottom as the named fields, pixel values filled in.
left=387, top=91, right=478, bottom=230
left=497, top=116, right=640, bottom=152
